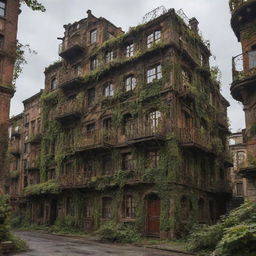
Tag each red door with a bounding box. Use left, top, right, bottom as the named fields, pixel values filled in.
left=147, top=198, right=160, bottom=236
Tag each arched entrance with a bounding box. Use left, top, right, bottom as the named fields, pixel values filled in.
left=145, top=193, right=160, bottom=237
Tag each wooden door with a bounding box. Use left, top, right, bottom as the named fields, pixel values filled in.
left=147, top=198, right=160, bottom=236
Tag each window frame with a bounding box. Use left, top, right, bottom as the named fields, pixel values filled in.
left=147, top=30, right=161, bottom=48
left=146, top=64, right=162, bottom=84
left=105, top=50, right=114, bottom=63
left=0, top=0, right=6, bottom=17
left=123, top=195, right=136, bottom=218
left=90, top=56, right=98, bottom=70
left=50, top=77, right=57, bottom=90
left=126, top=43, right=134, bottom=57
left=102, top=197, right=112, bottom=219
left=87, top=87, right=96, bottom=107
left=90, top=29, right=97, bottom=44
left=125, top=75, right=137, bottom=91
left=103, top=82, right=114, bottom=97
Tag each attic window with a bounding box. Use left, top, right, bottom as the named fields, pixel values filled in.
left=0, top=0, right=6, bottom=17
left=90, top=29, right=97, bottom=44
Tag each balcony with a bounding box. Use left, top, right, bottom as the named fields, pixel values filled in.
left=59, top=38, right=85, bottom=60
left=58, top=172, right=90, bottom=188
left=27, top=133, right=42, bottom=145
left=9, top=143, right=20, bottom=156
left=54, top=98, right=83, bottom=122
left=58, top=68, right=85, bottom=90
left=77, top=129, right=117, bottom=152
left=126, top=121, right=167, bottom=144
left=231, top=51, right=256, bottom=101
left=176, top=128, right=211, bottom=152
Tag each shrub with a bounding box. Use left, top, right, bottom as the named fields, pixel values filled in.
left=98, top=221, right=140, bottom=243
left=51, top=216, right=81, bottom=234
left=187, top=201, right=256, bottom=256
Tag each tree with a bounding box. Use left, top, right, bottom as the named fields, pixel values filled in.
left=20, top=0, right=46, bottom=12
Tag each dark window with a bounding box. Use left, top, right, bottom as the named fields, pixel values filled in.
left=85, top=200, right=92, bottom=218
left=64, top=162, right=73, bottom=175
left=85, top=160, right=94, bottom=177
left=66, top=197, right=74, bottom=216
left=147, top=30, right=161, bottom=48
left=125, top=75, right=137, bottom=91
left=147, top=150, right=160, bottom=168
left=0, top=34, right=4, bottom=49
left=180, top=196, right=189, bottom=220
left=102, top=155, right=112, bottom=175
left=103, top=118, right=112, bottom=131
left=198, top=198, right=205, bottom=223
left=31, top=120, right=35, bottom=136
left=147, top=65, right=162, bottom=83
left=103, top=82, right=114, bottom=97
left=50, top=78, right=57, bottom=90
left=181, top=70, right=191, bottom=87
left=87, top=88, right=95, bottom=107
left=90, top=57, right=98, bottom=70
left=236, top=182, right=243, bottom=196
left=105, top=50, right=114, bottom=63
left=90, top=29, right=97, bottom=44
left=102, top=197, right=112, bottom=219
left=122, top=113, right=133, bottom=135
left=123, top=195, right=136, bottom=218
left=86, top=123, right=95, bottom=135
left=0, top=0, right=6, bottom=17
left=122, top=153, right=134, bottom=171
left=126, top=43, right=134, bottom=57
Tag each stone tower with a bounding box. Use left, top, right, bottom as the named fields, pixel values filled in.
left=230, top=0, right=256, bottom=200
left=0, top=0, right=20, bottom=191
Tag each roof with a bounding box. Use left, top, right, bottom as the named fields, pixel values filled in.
left=22, top=89, right=44, bottom=105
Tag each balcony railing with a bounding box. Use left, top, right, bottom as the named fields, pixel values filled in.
left=232, top=51, right=256, bottom=82
left=54, top=98, right=83, bottom=121
left=58, top=172, right=91, bottom=187
left=58, top=68, right=85, bottom=89
left=229, top=0, right=256, bottom=13
left=175, top=128, right=211, bottom=151
left=77, top=129, right=117, bottom=151
left=58, top=37, right=85, bottom=60
left=126, top=121, right=167, bottom=142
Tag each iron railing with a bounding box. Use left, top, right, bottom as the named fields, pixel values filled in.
left=232, top=51, right=256, bottom=81
left=58, top=36, right=84, bottom=55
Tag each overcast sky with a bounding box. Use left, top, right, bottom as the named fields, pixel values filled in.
left=11, top=0, right=244, bottom=132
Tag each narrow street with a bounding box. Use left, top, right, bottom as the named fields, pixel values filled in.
left=14, top=231, right=189, bottom=256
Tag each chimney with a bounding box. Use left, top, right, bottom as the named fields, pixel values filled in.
left=87, top=9, right=92, bottom=17
left=189, top=17, right=199, bottom=33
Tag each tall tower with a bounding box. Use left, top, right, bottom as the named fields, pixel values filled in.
left=230, top=0, right=256, bottom=200
left=0, top=0, right=20, bottom=191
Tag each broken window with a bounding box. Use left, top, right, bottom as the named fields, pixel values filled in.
left=90, top=29, right=97, bottom=44
left=125, top=75, right=137, bottom=91
left=147, top=65, right=162, bottom=83
left=90, top=57, right=98, bottom=70
left=87, top=88, right=95, bottom=107
left=105, top=50, right=114, bottom=63
left=122, top=153, right=134, bottom=171
left=147, top=150, right=160, bottom=168
left=123, top=195, right=136, bottom=218
left=102, top=197, right=112, bottom=219
left=50, top=77, right=57, bottom=90
left=148, top=110, right=161, bottom=132
left=126, top=43, right=134, bottom=57
left=0, top=34, right=4, bottom=49
left=0, top=0, right=6, bottom=17
left=103, top=82, right=114, bottom=97
left=147, top=30, right=161, bottom=48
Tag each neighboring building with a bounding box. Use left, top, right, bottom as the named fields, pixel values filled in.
left=229, top=132, right=246, bottom=201
left=0, top=0, right=20, bottom=191
left=8, top=8, right=231, bottom=238
left=230, top=0, right=256, bottom=200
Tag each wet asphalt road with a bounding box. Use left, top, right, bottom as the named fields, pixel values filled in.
left=14, top=231, right=186, bottom=256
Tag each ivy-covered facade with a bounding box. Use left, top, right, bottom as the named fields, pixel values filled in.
left=230, top=0, right=256, bottom=200
left=7, top=8, right=232, bottom=238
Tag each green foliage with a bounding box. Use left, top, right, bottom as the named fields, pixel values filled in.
left=7, top=233, right=28, bottom=252
left=187, top=201, right=256, bottom=256
left=9, top=170, right=20, bottom=179
left=51, top=216, right=82, bottom=234
left=98, top=221, right=141, bottom=243
left=250, top=124, right=256, bottom=137
left=23, top=180, right=60, bottom=196
left=21, top=0, right=46, bottom=11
